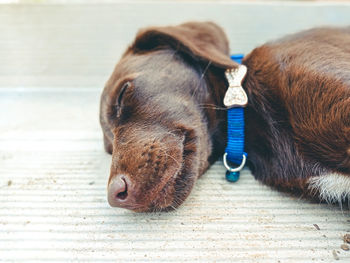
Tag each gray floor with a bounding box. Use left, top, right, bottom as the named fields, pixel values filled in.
left=1, top=1, right=350, bottom=262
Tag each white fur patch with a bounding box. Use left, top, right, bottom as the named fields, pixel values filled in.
left=308, top=173, right=350, bottom=203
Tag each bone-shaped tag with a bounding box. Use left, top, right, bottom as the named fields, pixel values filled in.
left=224, top=65, right=248, bottom=108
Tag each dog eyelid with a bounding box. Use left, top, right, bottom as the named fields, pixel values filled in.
left=117, top=81, right=130, bottom=106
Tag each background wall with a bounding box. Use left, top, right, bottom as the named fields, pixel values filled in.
left=1, top=0, right=350, bottom=88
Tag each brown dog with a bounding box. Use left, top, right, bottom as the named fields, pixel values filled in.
left=100, top=22, right=350, bottom=212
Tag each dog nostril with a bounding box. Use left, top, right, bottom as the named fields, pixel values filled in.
left=108, top=174, right=135, bottom=208
left=116, top=179, right=128, bottom=200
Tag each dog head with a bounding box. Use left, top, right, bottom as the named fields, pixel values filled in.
left=100, top=22, right=237, bottom=212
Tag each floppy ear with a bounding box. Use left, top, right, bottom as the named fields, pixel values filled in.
left=129, top=21, right=237, bottom=69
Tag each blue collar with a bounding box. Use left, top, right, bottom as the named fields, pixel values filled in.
left=223, top=54, right=248, bottom=182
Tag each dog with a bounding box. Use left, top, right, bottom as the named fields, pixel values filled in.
left=100, top=21, right=350, bottom=212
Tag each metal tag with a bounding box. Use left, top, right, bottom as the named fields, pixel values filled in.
left=223, top=65, right=248, bottom=108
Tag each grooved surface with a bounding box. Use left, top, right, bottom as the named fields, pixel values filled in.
left=1, top=88, right=350, bottom=262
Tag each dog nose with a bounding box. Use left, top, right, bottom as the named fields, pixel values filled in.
left=108, top=174, right=135, bottom=208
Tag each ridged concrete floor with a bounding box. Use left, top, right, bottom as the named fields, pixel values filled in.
left=1, top=88, right=350, bottom=262
left=1, top=1, right=350, bottom=262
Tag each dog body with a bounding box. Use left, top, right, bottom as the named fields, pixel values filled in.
left=243, top=27, right=350, bottom=201
left=100, top=22, right=350, bottom=211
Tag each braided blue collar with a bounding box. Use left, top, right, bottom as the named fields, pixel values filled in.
left=223, top=54, right=248, bottom=182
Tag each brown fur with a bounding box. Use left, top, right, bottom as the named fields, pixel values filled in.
left=100, top=22, right=350, bottom=211
left=244, top=27, right=350, bottom=193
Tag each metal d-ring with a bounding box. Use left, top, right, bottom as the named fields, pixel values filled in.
left=223, top=153, right=246, bottom=173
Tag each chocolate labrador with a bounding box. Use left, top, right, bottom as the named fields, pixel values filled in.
left=100, top=22, right=350, bottom=212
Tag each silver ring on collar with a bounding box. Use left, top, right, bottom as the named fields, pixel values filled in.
left=223, top=153, right=246, bottom=172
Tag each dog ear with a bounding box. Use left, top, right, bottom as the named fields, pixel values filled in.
left=129, top=21, right=237, bottom=69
